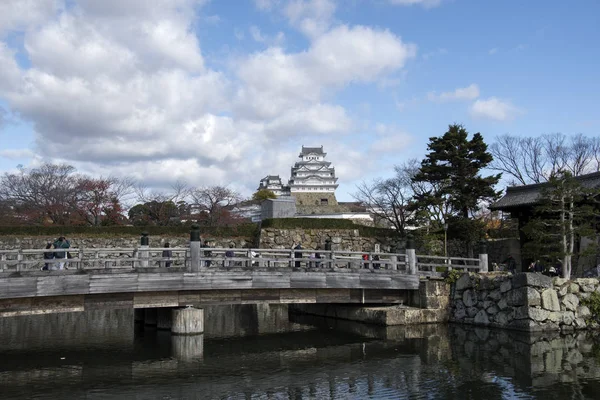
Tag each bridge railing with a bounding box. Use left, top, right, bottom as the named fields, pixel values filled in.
left=416, top=254, right=481, bottom=278
left=0, top=246, right=487, bottom=275
left=0, top=247, right=190, bottom=271
left=0, top=247, right=409, bottom=272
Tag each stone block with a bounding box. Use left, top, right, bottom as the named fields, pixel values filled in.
left=500, top=279, right=512, bottom=293
left=512, top=273, right=552, bottom=289
left=576, top=305, right=591, bottom=319
left=562, top=294, right=579, bottom=312
left=568, top=283, right=580, bottom=294
left=454, top=307, right=466, bottom=320
left=486, top=304, right=499, bottom=315
left=529, top=308, right=550, bottom=322
left=553, top=277, right=568, bottom=286
left=495, top=310, right=512, bottom=325
left=474, top=309, right=490, bottom=325
left=467, top=307, right=479, bottom=318
left=463, top=290, right=477, bottom=307
left=488, top=289, right=501, bottom=301
left=498, top=297, right=508, bottom=310
left=455, top=273, right=472, bottom=291
left=507, top=286, right=540, bottom=307
left=541, top=289, right=560, bottom=311
left=558, top=285, right=568, bottom=297
left=561, top=311, right=575, bottom=326
left=574, top=318, right=587, bottom=330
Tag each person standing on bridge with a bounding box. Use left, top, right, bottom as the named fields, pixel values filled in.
left=53, top=236, right=70, bottom=270
left=41, top=242, right=54, bottom=271
left=294, top=243, right=303, bottom=268
left=162, top=242, right=172, bottom=268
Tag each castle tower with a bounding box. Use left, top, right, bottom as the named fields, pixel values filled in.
left=288, top=146, right=339, bottom=206
left=257, top=175, right=287, bottom=196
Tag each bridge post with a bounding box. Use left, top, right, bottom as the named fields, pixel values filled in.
left=140, top=232, right=149, bottom=268
left=479, top=241, right=488, bottom=273
left=406, top=235, right=417, bottom=275
left=324, top=239, right=333, bottom=269
left=172, top=307, right=204, bottom=335
left=189, top=224, right=201, bottom=272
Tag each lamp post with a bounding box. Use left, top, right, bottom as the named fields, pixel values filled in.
left=443, top=222, right=448, bottom=264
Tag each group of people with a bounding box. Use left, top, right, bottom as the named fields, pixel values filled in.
left=499, top=254, right=563, bottom=277
left=41, top=236, right=71, bottom=271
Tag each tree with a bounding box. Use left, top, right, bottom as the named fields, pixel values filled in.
left=0, top=163, right=80, bottom=225
left=131, top=181, right=191, bottom=226
left=412, top=124, right=501, bottom=219
left=252, top=189, right=277, bottom=202
left=74, top=177, right=129, bottom=226
left=522, top=171, right=600, bottom=279
left=189, top=186, right=242, bottom=226
left=352, top=166, right=414, bottom=234
left=490, top=133, right=600, bottom=185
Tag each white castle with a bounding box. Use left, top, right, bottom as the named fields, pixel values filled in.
left=257, top=146, right=339, bottom=204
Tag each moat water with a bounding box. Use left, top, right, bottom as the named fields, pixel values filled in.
left=1, top=306, right=600, bottom=399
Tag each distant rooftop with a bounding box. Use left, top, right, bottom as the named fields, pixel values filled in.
left=490, top=171, right=600, bottom=211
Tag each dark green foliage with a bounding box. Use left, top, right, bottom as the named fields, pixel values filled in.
left=261, top=218, right=397, bottom=237
left=412, top=124, right=501, bottom=219
left=252, top=189, right=277, bottom=202
left=581, top=292, right=600, bottom=324
left=444, top=269, right=463, bottom=284
left=0, top=224, right=259, bottom=238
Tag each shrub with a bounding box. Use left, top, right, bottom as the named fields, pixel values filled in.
left=582, top=291, right=600, bottom=324
left=444, top=269, right=463, bottom=285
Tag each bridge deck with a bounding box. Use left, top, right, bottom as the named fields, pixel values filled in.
left=0, top=267, right=418, bottom=317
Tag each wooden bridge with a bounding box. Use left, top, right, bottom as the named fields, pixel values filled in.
left=0, top=241, right=486, bottom=318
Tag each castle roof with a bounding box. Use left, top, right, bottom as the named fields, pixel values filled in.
left=300, top=146, right=325, bottom=156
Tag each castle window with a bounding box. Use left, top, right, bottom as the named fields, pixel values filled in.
left=320, top=198, right=328, bottom=205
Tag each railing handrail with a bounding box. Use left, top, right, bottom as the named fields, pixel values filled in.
left=0, top=246, right=486, bottom=274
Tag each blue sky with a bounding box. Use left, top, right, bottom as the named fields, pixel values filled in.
left=0, top=0, right=598, bottom=201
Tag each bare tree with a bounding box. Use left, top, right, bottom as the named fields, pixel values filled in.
left=490, top=133, right=599, bottom=185
left=0, top=164, right=79, bottom=225
left=189, top=185, right=242, bottom=226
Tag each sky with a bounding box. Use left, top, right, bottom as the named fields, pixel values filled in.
left=0, top=0, right=599, bottom=202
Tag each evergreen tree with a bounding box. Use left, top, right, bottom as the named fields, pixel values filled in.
left=412, top=124, right=501, bottom=219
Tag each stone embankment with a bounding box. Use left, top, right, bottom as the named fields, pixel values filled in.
left=259, top=228, right=402, bottom=252
left=450, top=272, right=600, bottom=332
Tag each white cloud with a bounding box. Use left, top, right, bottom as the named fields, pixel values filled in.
left=0, top=0, right=62, bottom=36
left=284, top=0, right=336, bottom=38
left=0, top=0, right=418, bottom=199
left=428, top=84, right=480, bottom=102
left=388, top=0, right=442, bottom=8
left=0, top=148, right=35, bottom=159
left=249, top=26, right=285, bottom=45
left=254, top=0, right=280, bottom=10
left=488, top=48, right=498, bottom=55
left=470, top=97, right=522, bottom=121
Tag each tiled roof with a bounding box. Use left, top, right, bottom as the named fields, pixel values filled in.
left=300, top=146, right=324, bottom=155
left=490, top=171, right=600, bottom=210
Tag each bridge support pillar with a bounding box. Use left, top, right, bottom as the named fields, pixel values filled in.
left=157, top=308, right=173, bottom=330
left=171, top=334, right=204, bottom=361
left=144, top=308, right=158, bottom=326
left=172, top=307, right=204, bottom=335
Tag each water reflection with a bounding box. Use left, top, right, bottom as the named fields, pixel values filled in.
left=0, top=306, right=599, bottom=399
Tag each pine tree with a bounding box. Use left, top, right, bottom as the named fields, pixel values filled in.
left=412, top=124, right=501, bottom=219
